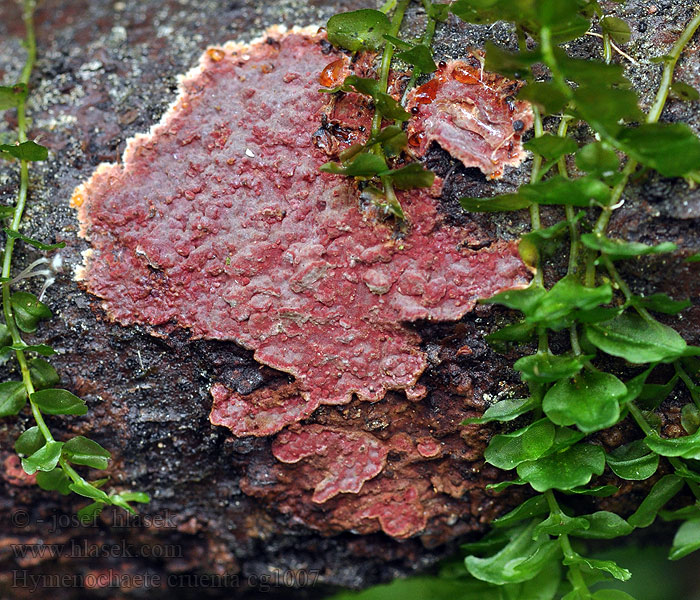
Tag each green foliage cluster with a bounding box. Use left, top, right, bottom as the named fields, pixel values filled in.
left=322, top=0, right=449, bottom=218
left=0, top=0, right=149, bottom=521
left=325, top=1, right=700, bottom=598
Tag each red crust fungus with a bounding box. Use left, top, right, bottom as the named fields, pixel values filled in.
left=406, top=54, right=534, bottom=179
left=272, top=425, right=388, bottom=503
left=73, top=27, right=532, bottom=539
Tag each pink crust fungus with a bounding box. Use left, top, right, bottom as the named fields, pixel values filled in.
left=72, top=27, right=533, bottom=538
left=73, top=27, right=530, bottom=438
left=406, top=53, right=534, bottom=179
left=272, top=426, right=388, bottom=503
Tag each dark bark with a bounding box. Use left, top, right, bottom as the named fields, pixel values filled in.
left=0, top=0, right=698, bottom=598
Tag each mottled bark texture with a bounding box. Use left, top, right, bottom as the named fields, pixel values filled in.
left=0, top=1, right=699, bottom=599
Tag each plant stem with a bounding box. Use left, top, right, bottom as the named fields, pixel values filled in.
left=372, top=0, right=410, bottom=136
left=647, top=7, right=700, bottom=125
left=400, top=0, right=438, bottom=104
left=586, top=7, right=700, bottom=280
left=675, top=363, right=700, bottom=408
left=544, top=490, right=590, bottom=597
left=2, top=1, right=49, bottom=441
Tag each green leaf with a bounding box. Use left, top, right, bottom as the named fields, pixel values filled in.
left=570, top=511, right=633, bottom=539
left=628, top=474, right=684, bottom=528
left=637, top=375, right=678, bottom=410
left=109, top=493, right=138, bottom=514
left=69, top=479, right=111, bottom=502
left=573, top=86, right=643, bottom=136
left=14, top=425, right=45, bottom=456
left=544, top=427, right=587, bottom=457
left=517, top=82, right=569, bottom=114
left=28, top=358, right=60, bottom=390
left=64, top=436, right=111, bottom=470
left=533, top=512, right=590, bottom=537
left=117, top=491, right=150, bottom=503
left=586, top=311, right=687, bottom=363
left=528, top=275, right=613, bottom=326
left=36, top=468, right=72, bottom=495
left=486, top=320, right=536, bottom=343
left=524, top=134, right=578, bottom=162
left=4, top=228, right=66, bottom=251
left=557, top=50, right=628, bottom=87
left=615, top=123, right=700, bottom=177
left=381, top=163, right=435, bottom=189
left=326, top=9, right=391, bottom=52
left=0, top=342, right=56, bottom=356
left=517, top=444, right=606, bottom=492
left=576, top=142, right=620, bottom=177
left=30, top=388, right=88, bottom=416
left=11, top=291, right=52, bottom=333
left=529, top=176, right=612, bottom=207
left=0, top=140, right=48, bottom=162
left=464, top=521, right=559, bottom=585
left=645, top=429, right=700, bottom=460
left=365, top=125, right=407, bottom=157
left=515, top=353, right=587, bottom=383
left=543, top=371, right=626, bottom=433
left=321, top=153, right=389, bottom=177
left=77, top=501, right=106, bottom=523
left=460, top=194, right=532, bottom=212
left=374, top=91, right=412, bottom=121
left=606, top=439, right=659, bottom=480
left=395, top=44, right=437, bottom=74
left=687, top=252, right=700, bottom=262
left=484, top=418, right=555, bottom=470
left=565, top=484, right=619, bottom=497
left=564, top=553, right=631, bottom=581
left=463, top=397, right=537, bottom=425
left=0, top=84, right=28, bottom=110
left=632, top=293, right=691, bottom=315
left=481, top=284, right=546, bottom=314
left=426, top=1, right=451, bottom=21
left=681, top=404, right=700, bottom=435
left=0, top=380, right=27, bottom=417
left=21, top=440, right=63, bottom=475
left=601, top=16, right=631, bottom=45
left=580, top=233, right=676, bottom=260
left=518, top=215, right=584, bottom=267
left=670, top=81, right=700, bottom=102
left=486, top=478, right=527, bottom=493
left=492, top=495, right=549, bottom=528
left=669, top=519, right=700, bottom=560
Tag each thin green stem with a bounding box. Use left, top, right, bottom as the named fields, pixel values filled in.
left=675, top=363, right=700, bottom=407
left=585, top=5, right=700, bottom=288
left=529, top=106, right=544, bottom=291
left=602, top=31, right=612, bottom=65
left=372, top=0, right=410, bottom=136
left=647, top=7, right=700, bottom=125
left=544, top=490, right=591, bottom=598
left=2, top=1, right=45, bottom=438
left=379, top=0, right=398, bottom=14
left=627, top=402, right=653, bottom=436
left=400, top=0, right=438, bottom=104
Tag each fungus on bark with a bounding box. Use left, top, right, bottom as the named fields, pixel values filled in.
left=72, top=27, right=532, bottom=538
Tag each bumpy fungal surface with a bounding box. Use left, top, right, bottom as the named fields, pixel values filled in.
left=406, top=54, right=534, bottom=179
left=272, top=426, right=388, bottom=503
left=73, top=28, right=531, bottom=537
